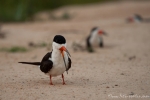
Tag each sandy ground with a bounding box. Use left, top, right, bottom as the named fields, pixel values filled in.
left=0, top=1, right=150, bottom=100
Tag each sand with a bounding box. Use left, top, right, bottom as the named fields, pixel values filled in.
left=0, top=1, right=150, bottom=100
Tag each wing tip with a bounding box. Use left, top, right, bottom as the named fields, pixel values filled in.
left=18, top=62, right=41, bottom=65
left=18, top=62, right=24, bottom=63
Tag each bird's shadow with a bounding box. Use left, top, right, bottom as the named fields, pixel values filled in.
left=72, top=43, right=118, bottom=53
left=102, top=43, right=118, bottom=49
left=18, top=76, right=104, bottom=88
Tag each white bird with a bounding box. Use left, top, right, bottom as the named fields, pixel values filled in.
left=126, top=14, right=150, bottom=23
left=86, top=27, right=107, bottom=52
left=19, top=35, right=71, bottom=85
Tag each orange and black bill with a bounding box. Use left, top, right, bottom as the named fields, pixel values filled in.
left=98, top=30, right=107, bottom=36
left=103, top=32, right=108, bottom=36
left=59, top=46, right=71, bottom=74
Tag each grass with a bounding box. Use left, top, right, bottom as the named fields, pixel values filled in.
left=38, top=42, right=47, bottom=47
left=0, top=46, right=27, bottom=53
left=0, top=0, right=114, bottom=22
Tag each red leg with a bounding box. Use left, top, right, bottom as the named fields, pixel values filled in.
left=50, top=75, right=53, bottom=85
left=62, top=74, right=66, bottom=85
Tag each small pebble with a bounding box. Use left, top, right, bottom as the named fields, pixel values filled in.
left=106, top=86, right=109, bottom=88
left=129, top=56, right=136, bottom=60
left=129, top=92, right=134, bottom=95
left=121, top=73, right=124, bottom=75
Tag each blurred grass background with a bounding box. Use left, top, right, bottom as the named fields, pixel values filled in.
left=0, top=0, right=113, bottom=22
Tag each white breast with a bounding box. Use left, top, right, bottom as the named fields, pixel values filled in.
left=47, top=50, right=68, bottom=77
left=90, top=32, right=100, bottom=47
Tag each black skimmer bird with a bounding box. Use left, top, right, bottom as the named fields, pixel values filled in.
left=126, top=14, right=150, bottom=23
left=19, top=35, right=71, bottom=85
left=86, top=27, right=107, bottom=52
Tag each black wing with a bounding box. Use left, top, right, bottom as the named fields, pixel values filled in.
left=99, top=37, right=103, bottom=47
left=40, top=52, right=53, bottom=73
left=67, top=57, right=71, bottom=71
left=86, top=36, right=91, bottom=48
left=86, top=34, right=95, bottom=52
left=135, top=14, right=143, bottom=21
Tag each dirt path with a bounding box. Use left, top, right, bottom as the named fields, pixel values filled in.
left=0, top=1, right=150, bottom=100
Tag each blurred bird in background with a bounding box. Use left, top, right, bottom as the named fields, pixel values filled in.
left=126, top=14, right=150, bottom=23
left=86, top=27, right=107, bottom=52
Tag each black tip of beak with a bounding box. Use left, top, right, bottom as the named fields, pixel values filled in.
left=66, top=49, right=71, bottom=57
left=61, top=51, right=69, bottom=74
left=103, top=32, right=108, bottom=36
left=62, top=53, right=68, bottom=73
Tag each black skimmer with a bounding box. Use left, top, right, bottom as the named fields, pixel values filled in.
left=126, top=14, right=150, bottom=23
left=86, top=27, right=107, bottom=52
left=19, top=35, right=71, bottom=85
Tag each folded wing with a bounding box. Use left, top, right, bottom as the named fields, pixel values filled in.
left=40, top=52, right=53, bottom=73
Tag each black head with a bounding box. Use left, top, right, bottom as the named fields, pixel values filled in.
left=53, top=35, right=66, bottom=44
left=134, top=14, right=143, bottom=21
left=91, top=27, right=98, bottom=33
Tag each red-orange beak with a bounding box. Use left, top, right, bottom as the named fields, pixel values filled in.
left=127, top=17, right=134, bottom=22
left=59, top=46, right=71, bottom=57
left=98, top=30, right=107, bottom=36
left=59, top=46, right=71, bottom=74
left=98, top=30, right=103, bottom=35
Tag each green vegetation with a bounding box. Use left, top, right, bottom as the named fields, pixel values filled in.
left=0, top=46, right=27, bottom=53
left=38, top=42, right=47, bottom=47
left=0, top=0, right=113, bottom=22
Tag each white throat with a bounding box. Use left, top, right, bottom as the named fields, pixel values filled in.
left=90, top=30, right=100, bottom=46
left=51, top=42, right=67, bottom=61
left=48, top=42, right=69, bottom=76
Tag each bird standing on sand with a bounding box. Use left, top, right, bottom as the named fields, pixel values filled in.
left=19, top=35, right=71, bottom=85
left=86, top=27, right=107, bottom=52
left=126, top=14, right=150, bottom=23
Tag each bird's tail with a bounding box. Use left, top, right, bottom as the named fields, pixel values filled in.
left=143, top=18, right=150, bottom=22
left=18, top=62, right=41, bottom=65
